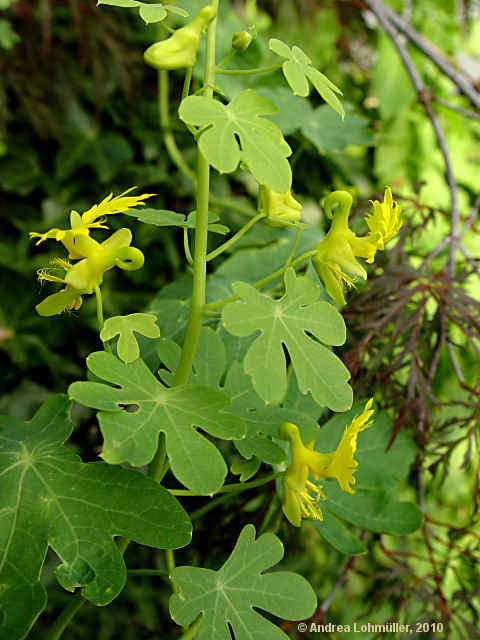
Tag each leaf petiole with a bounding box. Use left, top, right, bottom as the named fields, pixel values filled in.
left=182, top=66, right=193, bottom=100
left=204, top=248, right=317, bottom=310
left=178, top=615, right=203, bottom=640
left=183, top=227, right=194, bottom=265
left=216, top=63, right=282, bottom=76
left=216, top=49, right=237, bottom=69
left=128, top=569, right=169, bottom=576
left=47, top=593, right=86, bottom=640
left=285, top=228, right=302, bottom=266
left=169, top=471, right=282, bottom=497
left=95, top=285, right=112, bottom=352
left=159, top=69, right=196, bottom=184
left=206, top=212, right=265, bottom=261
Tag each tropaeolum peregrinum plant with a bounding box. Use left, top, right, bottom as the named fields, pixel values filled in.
left=0, top=2, right=420, bottom=639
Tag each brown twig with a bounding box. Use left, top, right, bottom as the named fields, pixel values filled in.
left=362, top=0, right=463, bottom=388
left=431, top=95, right=480, bottom=122
left=363, top=0, right=480, bottom=110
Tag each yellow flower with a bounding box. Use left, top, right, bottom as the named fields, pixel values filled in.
left=35, top=228, right=144, bottom=316
left=29, top=188, right=155, bottom=259
left=258, top=184, right=302, bottom=227
left=144, top=4, right=217, bottom=70
left=312, top=190, right=380, bottom=305
left=278, top=423, right=328, bottom=526
left=365, top=186, right=402, bottom=250
left=278, top=399, right=374, bottom=527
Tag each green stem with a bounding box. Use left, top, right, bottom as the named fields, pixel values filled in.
left=183, top=227, right=194, bottom=265
left=169, top=471, right=282, bottom=497
left=157, top=459, right=170, bottom=483
left=206, top=212, right=265, bottom=261
left=148, top=433, right=167, bottom=483
left=128, top=569, right=169, bottom=577
left=285, top=228, right=302, bottom=266
left=165, top=548, right=176, bottom=574
left=290, top=139, right=308, bottom=169
left=178, top=615, right=203, bottom=640
left=46, top=592, right=86, bottom=640
left=94, top=285, right=112, bottom=352
left=94, top=284, right=104, bottom=333
left=204, top=249, right=317, bottom=311
left=159, top=69, right=196, bottom=185
left=165, top=548, right=179, bottom=594
left=172, top=0, right=218, bottom=386
left=182, top=66, right=193, bottom=101
left=216, top=63, right=282, bottom=75
left=190, top=492, right=236, bottom=521
left=216, top=49, right=236, bottom=69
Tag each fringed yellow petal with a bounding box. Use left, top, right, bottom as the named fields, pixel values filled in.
left=30, top=188, right=155, bottom=258
left=365, top=186, right=402, bottom=250
left=37, top=269, right=66, bottom=284
left=320, top=399, right=374, bottom=493
left=29, top=228, right=68, bottom=246
left=81, top=187, right=156, bottom=225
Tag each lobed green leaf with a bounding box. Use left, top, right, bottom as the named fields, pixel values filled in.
left=179, top=89, right=292, bottom=192
left=0, top=395, right=191, bottom=640
left=69, top=352, right=245, bottom=494
left=100, top=313, right=160, bottom=363
left=269, top=38, right=344, bottom=118
left=157, top=327, right=321, bottom=465
left=222, top=268, right=352, bottom=410
left=170, top=524, right=317, bottom=639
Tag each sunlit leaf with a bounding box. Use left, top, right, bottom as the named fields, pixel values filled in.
left=179, top=89, right=292, bottom=192
left=222, top=268, right=352, bottom=410
left=100, top=313, right=160, bottom=363
left=269, top=38, right=344, bottom=118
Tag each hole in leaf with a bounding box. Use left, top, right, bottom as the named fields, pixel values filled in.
left=119, top=403, right=139, bottom=413
left=234, top=133, right=242, bottom=150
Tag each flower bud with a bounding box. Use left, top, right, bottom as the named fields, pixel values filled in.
left=258, top=184, right=302, bottom=228
left=144, top=4, right=217, bottom=70
left=232, top=30, right=253, bottom=51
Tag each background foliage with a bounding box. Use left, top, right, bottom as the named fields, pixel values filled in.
left=1, top=0, right=479, bottom=638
